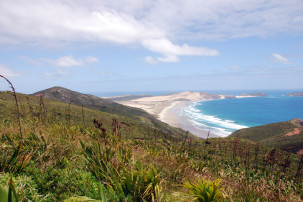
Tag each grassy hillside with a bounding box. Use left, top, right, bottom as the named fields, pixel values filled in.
left=230, top=119, right=303, bottom=154
left=0, top=91, right=189, bottom=141
left=1, top=90, right=303, bottom=201
left=32, top=87, right=190, bottom=139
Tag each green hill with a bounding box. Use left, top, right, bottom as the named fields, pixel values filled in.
left=230, top=118, right=303, bottom=154
left=32, top=86, right=190, bottom=139
left=0, top=91, right=190, bottom=141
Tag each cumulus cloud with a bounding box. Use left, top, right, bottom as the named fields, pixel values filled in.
left=271, top=53, right=292, bottom=65
left=1, top=0, right=302, bottom=43
left=0, top=1, right=164, bottom=45
left=0, top=64, right=25, bottom=77
left=143, top=38, right=218, bottom=64
left=1, top=0, right=302, bottom=63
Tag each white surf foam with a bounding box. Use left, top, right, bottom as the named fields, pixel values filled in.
left=183, top=102, right=248, bottom=137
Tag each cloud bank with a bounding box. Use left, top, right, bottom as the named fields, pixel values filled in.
left=1, top=0, right=303, bottom=63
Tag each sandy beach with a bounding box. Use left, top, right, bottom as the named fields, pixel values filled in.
left=161, top=101, right=220, bottom=138
left=116, top=92, right=221, bottom=138
left=114, top=91, right=264, bottom=138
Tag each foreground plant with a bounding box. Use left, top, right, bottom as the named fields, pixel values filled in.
left=184, top=177, right=223, bottom=202
left=0, top=177, right=20, bottom=202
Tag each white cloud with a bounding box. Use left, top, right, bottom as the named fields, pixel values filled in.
left=271, top=53, right=292, bottom=65
left=0, top=64, right=25, bottom=77
left=158, top=55, right=180, bottom=63
left=1, top=0, right=299, bottom=43
left=145, top=56, right=158, bottom=65
left=145, top=55, right=180, bottom=64
left=142, top=38, right=219, bottom=56
left=51, top=56, right=83, bottom=67
left=85, top=56, right=99, bottom=63
left=1, top=0, right=303, bottom=63
left=0, top=1, right=164, bottom=45
left=143, top=38, right=218, bottom=64
left=45, top=55, right=100, bottom=67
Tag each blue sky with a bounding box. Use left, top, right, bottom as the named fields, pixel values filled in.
left=0, top=0, right=303, bottom=94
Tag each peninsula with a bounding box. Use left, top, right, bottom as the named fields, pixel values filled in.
left=111, top=91, right=267, bottom=138
left=287, top=92, right=303, bottom=97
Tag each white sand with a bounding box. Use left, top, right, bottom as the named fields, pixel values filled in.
left=117, top=92, right=220, bottom=138
left=114, top=91, right=264, bottom=138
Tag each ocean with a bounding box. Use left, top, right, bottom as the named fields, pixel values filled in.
left=182, top=90, right=303, bottom=137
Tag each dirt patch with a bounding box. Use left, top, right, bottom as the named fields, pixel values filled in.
left=283, top=128, right=302, bottom=137
left=297, top=149, right=303, bottom=156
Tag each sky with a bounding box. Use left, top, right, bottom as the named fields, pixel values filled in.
left=0, top=0, right=303, bottom=94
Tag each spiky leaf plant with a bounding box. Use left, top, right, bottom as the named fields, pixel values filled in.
left=0, top=177, right=20, bottom=202
left=184, top=178, right=223, bottom=202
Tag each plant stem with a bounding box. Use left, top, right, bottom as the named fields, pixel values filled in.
left=0, top=74, right=23, bottom=141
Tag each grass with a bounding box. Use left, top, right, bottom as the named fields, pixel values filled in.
left=231, top=119, right=303, bottom=153
left=0, top=84, right=303, bottom=201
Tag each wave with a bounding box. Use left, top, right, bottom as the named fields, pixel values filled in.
left=183, top=102, right=248, bottom=137
left=189, top=119, right=232, bottom=137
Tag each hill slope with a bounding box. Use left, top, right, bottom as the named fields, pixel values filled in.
left=230, top=118, right=303, bottom=154
left=1, top=91, right=303, bottom=201
left=32, top=86, right=191, bottom=139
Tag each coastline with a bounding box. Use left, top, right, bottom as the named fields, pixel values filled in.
left=158, top=101, right=219, bottom=139
left=114, top=92, right=264, bottom=139
left=117, top=98, right=220, bottom=139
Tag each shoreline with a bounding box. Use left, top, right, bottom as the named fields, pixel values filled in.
left=117, top=98, right=217, bottom=138
left=158, top=101, right=220, bottom=139
left=115, top=92, right=265, bottom=139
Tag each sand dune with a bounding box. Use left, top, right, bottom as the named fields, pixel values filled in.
left=133, top=91, right=220, bottom=102
left=115, top=91, right=263, bottom=138
left=116, top=91, right=222, bottom=138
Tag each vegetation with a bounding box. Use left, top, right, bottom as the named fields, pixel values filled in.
left=231, top=118, right=303, bottom=154
left=32, top=87, right=190, bottom=140
left=1, top=83, right=303, bottom=201
left=184, top=178, right=223, bottom=201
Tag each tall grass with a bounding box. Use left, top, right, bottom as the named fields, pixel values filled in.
left=0, top=74, right=22, bottom=140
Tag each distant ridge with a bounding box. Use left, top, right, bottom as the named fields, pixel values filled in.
left=287, top=92, right=303, bottom=97
left=33, top=86, right=116, bottom=107
left=230, top=118, right=303, bottom=154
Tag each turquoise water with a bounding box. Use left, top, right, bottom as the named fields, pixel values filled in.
left=183, top=91, right=303, bottom=137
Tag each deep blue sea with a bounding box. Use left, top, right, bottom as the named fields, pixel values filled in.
left=183, top=90, right=303, bottom=137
